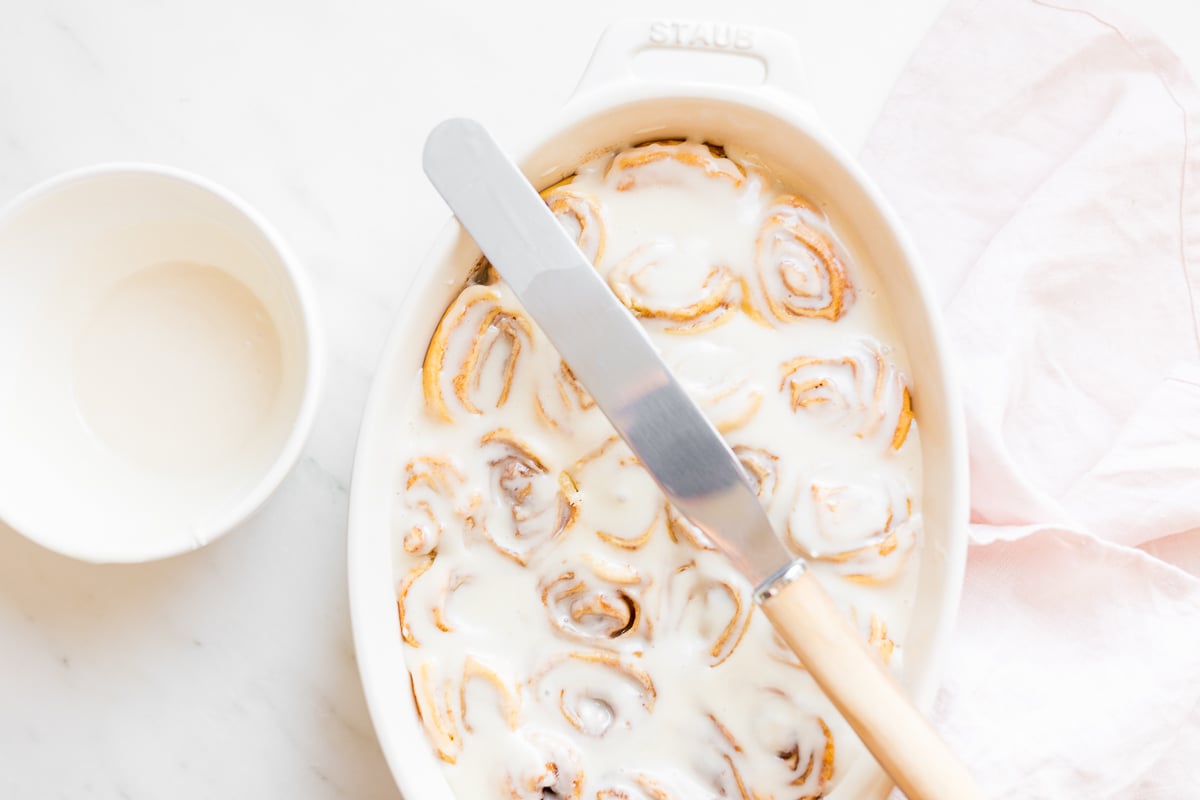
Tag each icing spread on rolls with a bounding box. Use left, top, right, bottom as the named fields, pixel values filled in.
left=391, top=140, right=923, bottom=798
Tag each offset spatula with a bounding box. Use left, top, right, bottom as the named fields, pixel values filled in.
left=423, top=118, right=985, bottom=800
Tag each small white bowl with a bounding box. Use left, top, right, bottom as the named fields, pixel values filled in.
left=0, top=164, right=322, bottom=562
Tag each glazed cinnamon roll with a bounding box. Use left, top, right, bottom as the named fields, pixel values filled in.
left=605, top=140, right=745, bottom=191
left=779, top=339, right=915, bottom=453
left=533, top=359, right=598, bottom=433
left=786, top=471, right=919, bottom=584
left=410, top=660, right=463, bottom=764
left=395, top=455, right=467, bottom=556
left=530, top=650, right=656, bottom=737
left=504, top=730, right=585, bottom=800
left=460, top=655, right=521, bottom=732
left=751, top=693, right=836, bottom=799
left=659, top=560, right=754, bottom=667
left=541, top=180, right=607, bottom=265
left=755, top=195, right=854, bottom=322
left=594, top=772, right=703, bottom=799
left=569, top=436, right=663, bottom=551
left=606, top=242, right=741, bottom=335
left=397, top=554, right=436, bottom=648
left=540, top=561, right=645, bottom=646
left=477, top=429, right=577, bottom=565
left=704, top=698, right=834, bottom=800
left=422, top=284, right=537, bottom=423
left=668, top=345, right=765, bottom=433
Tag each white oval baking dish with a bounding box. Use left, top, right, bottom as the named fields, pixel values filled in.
left=348, top=19, right=968, bottom=799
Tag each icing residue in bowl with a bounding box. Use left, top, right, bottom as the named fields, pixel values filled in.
left=390, top=141, right=921, bottom=798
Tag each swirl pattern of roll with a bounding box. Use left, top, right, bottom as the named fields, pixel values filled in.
left=605, top=140, right=745, bottom=192
left=477, top=428, right=577, bottom=565
left=755, top=194, right=854, bottom=322
left=422, top=284, right=537, bottom=423
left=786, top=470, right=919, bottom=584
left=394, top=455, right=467, bottom=556
left=540, top=558, right=645, bottom=646
left=606, top=241, right=741, bottom=335
left=779, top=339, right=915, bottom=453
left=503, top=730, right=585, bottom=800
left=529, top=650, right=657, bottom=738
left=541, top=180, right=607, bottom=265
left=568, top=436, right=663, bottom=551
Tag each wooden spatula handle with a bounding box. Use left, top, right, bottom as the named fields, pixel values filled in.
left=758, top=568, right=986, bottom=800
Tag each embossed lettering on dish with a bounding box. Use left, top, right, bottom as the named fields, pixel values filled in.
left=648, top=21, right=755, bottom=51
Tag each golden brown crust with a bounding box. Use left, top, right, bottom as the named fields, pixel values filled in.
left=397, top=456, right=466, bottom=556
left=531, top=650, right=657, bottom=738
left=422, top=285, right=537, bottom=424
left=607, top=247, right=740, bottom=335
left=478, top=429, right=577, bottom=565
left=779, top=340, right=916, bottom=455
left=755, top=195, right=853, bottom=323
left=541, top=185, right=607, bottom=265
left=540, top=570, right=643, bottom=645
left=503, top=731, right=585, bottom=800
left=606, top=141, right=745, bottom=192
left=411, top=660, right=462, bottom=763
left=460, top=655, right=521, bottom=732
left=786, top=478, right=918, bottom=585
left=397, top=554, right=436, bottom=648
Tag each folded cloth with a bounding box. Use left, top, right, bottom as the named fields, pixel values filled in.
left=860, top=0, right=1200, bottom=796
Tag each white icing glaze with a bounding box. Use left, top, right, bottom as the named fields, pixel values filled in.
left=390, top=140, right=923, bottom=798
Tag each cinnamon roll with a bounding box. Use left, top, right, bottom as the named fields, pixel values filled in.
left=477, top=429, right=577, bottom=565
left=541, top=180, right=607, bottom=265
left=606, top=242, right=740, bottom=335
left=460, top=655, right=521, bottom=732
left=779, top=339, right=915, bottom=453
left=397, top=554, right=436, bottom=648
left=786, top=471, right=919, bottom=584
left=395, top=455, right=467, bottom=556
left=533, top=359, right=598, bottom=433
left=530, top=651, right=657, bottom=738
left=668, top=344, right=765, bottom=433
left=659, top=560, right=754, bottom=667
left=751, top=693, right=836, bottom=799
left=703, top=698, right=834, bottom=800
left=504, top=730, right=585, bottom=800
left=410, top=660, right=463, bottom=764
left=569, top=436, right=663, bottom=551
left=605, top=140, right=745, bottom=192
left=540, top=567, right=644, bottom=646
left=422, top=284, right=536, bottom=423
left=755, top=195, right=853, bottom=322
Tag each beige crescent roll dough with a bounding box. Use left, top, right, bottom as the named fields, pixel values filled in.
left=391, top=140, right=925, bottom=797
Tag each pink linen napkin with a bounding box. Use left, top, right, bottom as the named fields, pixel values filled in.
left=860, top=0, right=1200, bottom=796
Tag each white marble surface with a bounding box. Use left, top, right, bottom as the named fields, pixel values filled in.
left=2, top=1, right=1198, bottom=798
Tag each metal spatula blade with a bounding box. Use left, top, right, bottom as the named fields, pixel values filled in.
left=421, top=117, right=792, bottom=590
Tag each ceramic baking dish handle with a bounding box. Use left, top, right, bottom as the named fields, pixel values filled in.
left=572, top=18, right=806, bottom=100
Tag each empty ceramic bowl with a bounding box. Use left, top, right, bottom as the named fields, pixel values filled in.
left=0, top=164, right=322, bottom=562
